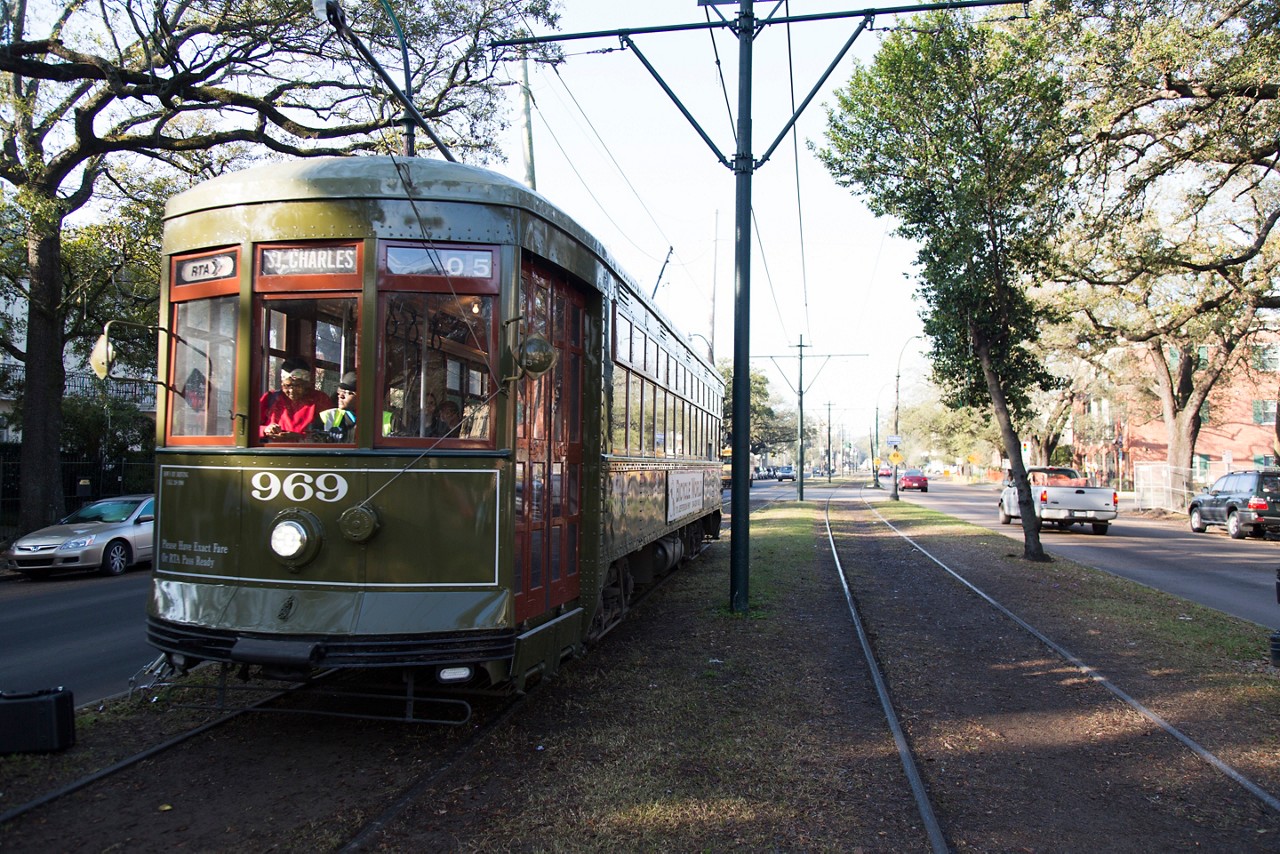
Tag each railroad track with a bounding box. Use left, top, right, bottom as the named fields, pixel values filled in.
left=823, top=482, right=1280, bottom=850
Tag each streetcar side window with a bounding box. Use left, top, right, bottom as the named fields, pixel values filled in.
left=166, top=247, right=241, bottom=445
left=169, top=295, right=239, bottom=440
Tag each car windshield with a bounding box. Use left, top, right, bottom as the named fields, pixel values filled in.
left=904, top=469, right=923, bottom=476
left=63, top=499, right=141, bottom=524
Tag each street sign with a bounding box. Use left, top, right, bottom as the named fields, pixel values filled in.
left=889, top=450, right=904, bottom=465
left=886, top=435, right=902, bottom=446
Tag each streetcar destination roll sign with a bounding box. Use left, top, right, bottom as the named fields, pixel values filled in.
left=260, top=246, right=358, bottom=277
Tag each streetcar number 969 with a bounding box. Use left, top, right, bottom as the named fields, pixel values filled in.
left=250, top=471, right=349, bottom=503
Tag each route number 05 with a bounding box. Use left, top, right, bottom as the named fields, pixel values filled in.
left=250, top=471, right=349, bottom=503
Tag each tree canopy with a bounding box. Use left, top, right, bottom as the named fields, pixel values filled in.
left=0, top=0, right=558, bottom=528
left=819, top=10, right=1072, bottom=558
left=1043, top=0, right=1280, bottom=492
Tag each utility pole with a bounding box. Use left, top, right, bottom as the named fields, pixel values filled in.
left=826, top=402, right=833, bottom=483
left=727, top=0, right=755, bottom=609
left=767, top=340, right=866, bottom=502
left=521, top=56, right=536, bottom=189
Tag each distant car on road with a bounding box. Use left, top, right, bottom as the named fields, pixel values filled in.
left=898, top=468, right=929, bottom=492
left=1, top=495, right=155, bottom=578
left=877, top=466, right=893, bottom=480
left=1188, top=469, right=1280, bottom=539
left=777, top=465, right=796, bottom=481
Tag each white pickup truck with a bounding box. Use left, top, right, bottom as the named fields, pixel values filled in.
left=997, top=466, right=1119, bottom=535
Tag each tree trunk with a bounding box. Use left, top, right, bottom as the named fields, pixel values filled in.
left=1165, top=410, right=1199, bottom=509
left=20, top=224, right=67, bottom=531
left=976, top=337, right=1046, bottom=561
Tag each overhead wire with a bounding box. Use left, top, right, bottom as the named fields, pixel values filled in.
left=548, top=64, right=675, bottom=255
left=524, top=94, right=652, bottom=258
left=515, top=32, right=710, bottom=300
left=785, top=0, right=813, bottom=342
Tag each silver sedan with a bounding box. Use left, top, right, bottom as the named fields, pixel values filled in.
left=2, top=494, right=155, bottom=578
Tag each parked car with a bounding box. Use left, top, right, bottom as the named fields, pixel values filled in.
left=898, top=468, right=929, bottom=492
left=777, top=465, right=796, bottom=481
left=1, top=494, right=155, bottom=578
left=1188, top=469, right=1280, bottom=539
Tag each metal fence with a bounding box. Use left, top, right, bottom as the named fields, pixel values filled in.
left=0, top=455, right=155, bottom=541
left=1133, top=461, right=1232, bottom=511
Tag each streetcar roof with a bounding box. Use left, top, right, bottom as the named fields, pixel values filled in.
left=166, top=156, right=585, bottom=239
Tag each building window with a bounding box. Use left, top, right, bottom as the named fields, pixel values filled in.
left=1255, top=344, right=1280, bottom=372
left=1253, top=399, right=1278, bottom=426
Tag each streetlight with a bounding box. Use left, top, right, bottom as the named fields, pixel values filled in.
left=890, top=335, right=923, bottom=501
left=687, top=332, right=714, bottom=363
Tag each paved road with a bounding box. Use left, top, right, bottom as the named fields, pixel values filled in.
left=889, top=478, right=1280, bottom=629
left=0, top=569, right=155, bottom=705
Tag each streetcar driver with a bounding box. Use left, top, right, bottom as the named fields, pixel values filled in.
left=319, top=372, right=358, bottom=441
left=259, top=357, right=332, bottom=441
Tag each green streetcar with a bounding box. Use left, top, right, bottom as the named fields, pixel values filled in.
left=143, top=156, right=724, bottom=694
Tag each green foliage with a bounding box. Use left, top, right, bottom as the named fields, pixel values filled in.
left=818, top=10, right=1072, bottom=421
left=8, top=394, right=156, bottom=458
left=718, top=360, right=798, bottom=456
left=899, top=396, right=1001, bottom=464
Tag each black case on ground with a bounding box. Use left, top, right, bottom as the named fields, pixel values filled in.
left=0, top=687, right=76, bottom=753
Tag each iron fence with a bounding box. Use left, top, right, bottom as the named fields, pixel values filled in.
left=0, top=455, right=155, bottom=541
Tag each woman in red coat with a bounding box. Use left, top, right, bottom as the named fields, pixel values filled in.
left=259, top=358, right=333, bottom=441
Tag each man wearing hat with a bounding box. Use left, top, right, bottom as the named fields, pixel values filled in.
left=259, top=357, right=333, bottom=441
left=320, top=372, right=358, bottom=441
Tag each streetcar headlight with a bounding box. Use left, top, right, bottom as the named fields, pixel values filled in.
left=270, top=520, right=308, bottom=560
left=266, top=509, right=324, bottom=570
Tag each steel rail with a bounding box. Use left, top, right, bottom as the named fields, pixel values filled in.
left=821, top=483, right=951, bottom=853
left=860, top=488, right=1280, bottom=816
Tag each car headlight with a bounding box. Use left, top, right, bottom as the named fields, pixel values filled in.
left=60, top=535, right=96, bottom=551
left=269, top=521, right=307, bottom=560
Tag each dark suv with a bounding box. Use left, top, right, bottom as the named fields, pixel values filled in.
left=1188, top=469, right=1280, bottom=539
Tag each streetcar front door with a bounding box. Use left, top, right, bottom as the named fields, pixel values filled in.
left=514, top=260, right=585, bottom=623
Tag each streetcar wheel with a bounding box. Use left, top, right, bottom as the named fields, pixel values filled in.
left=1189, top=507, right=1207, bottom=533
left=1227, top=511, right=1248, bottom=540
left=100, top=540, right=130, bottom=576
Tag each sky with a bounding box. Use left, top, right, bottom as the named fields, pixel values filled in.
left=487, top=0, right=933, bottom=453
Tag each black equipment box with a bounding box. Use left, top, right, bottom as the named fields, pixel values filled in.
left=0, top=688, right=76, bottom=753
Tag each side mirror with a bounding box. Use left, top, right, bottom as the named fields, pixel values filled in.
left=515, top=332, right=557, bottom=378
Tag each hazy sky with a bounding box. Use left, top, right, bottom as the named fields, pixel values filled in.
left=492, top=1, right=934, bottom=445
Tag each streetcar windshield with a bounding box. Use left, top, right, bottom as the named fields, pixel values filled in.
left=380, top=292, right=494, bottom=440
